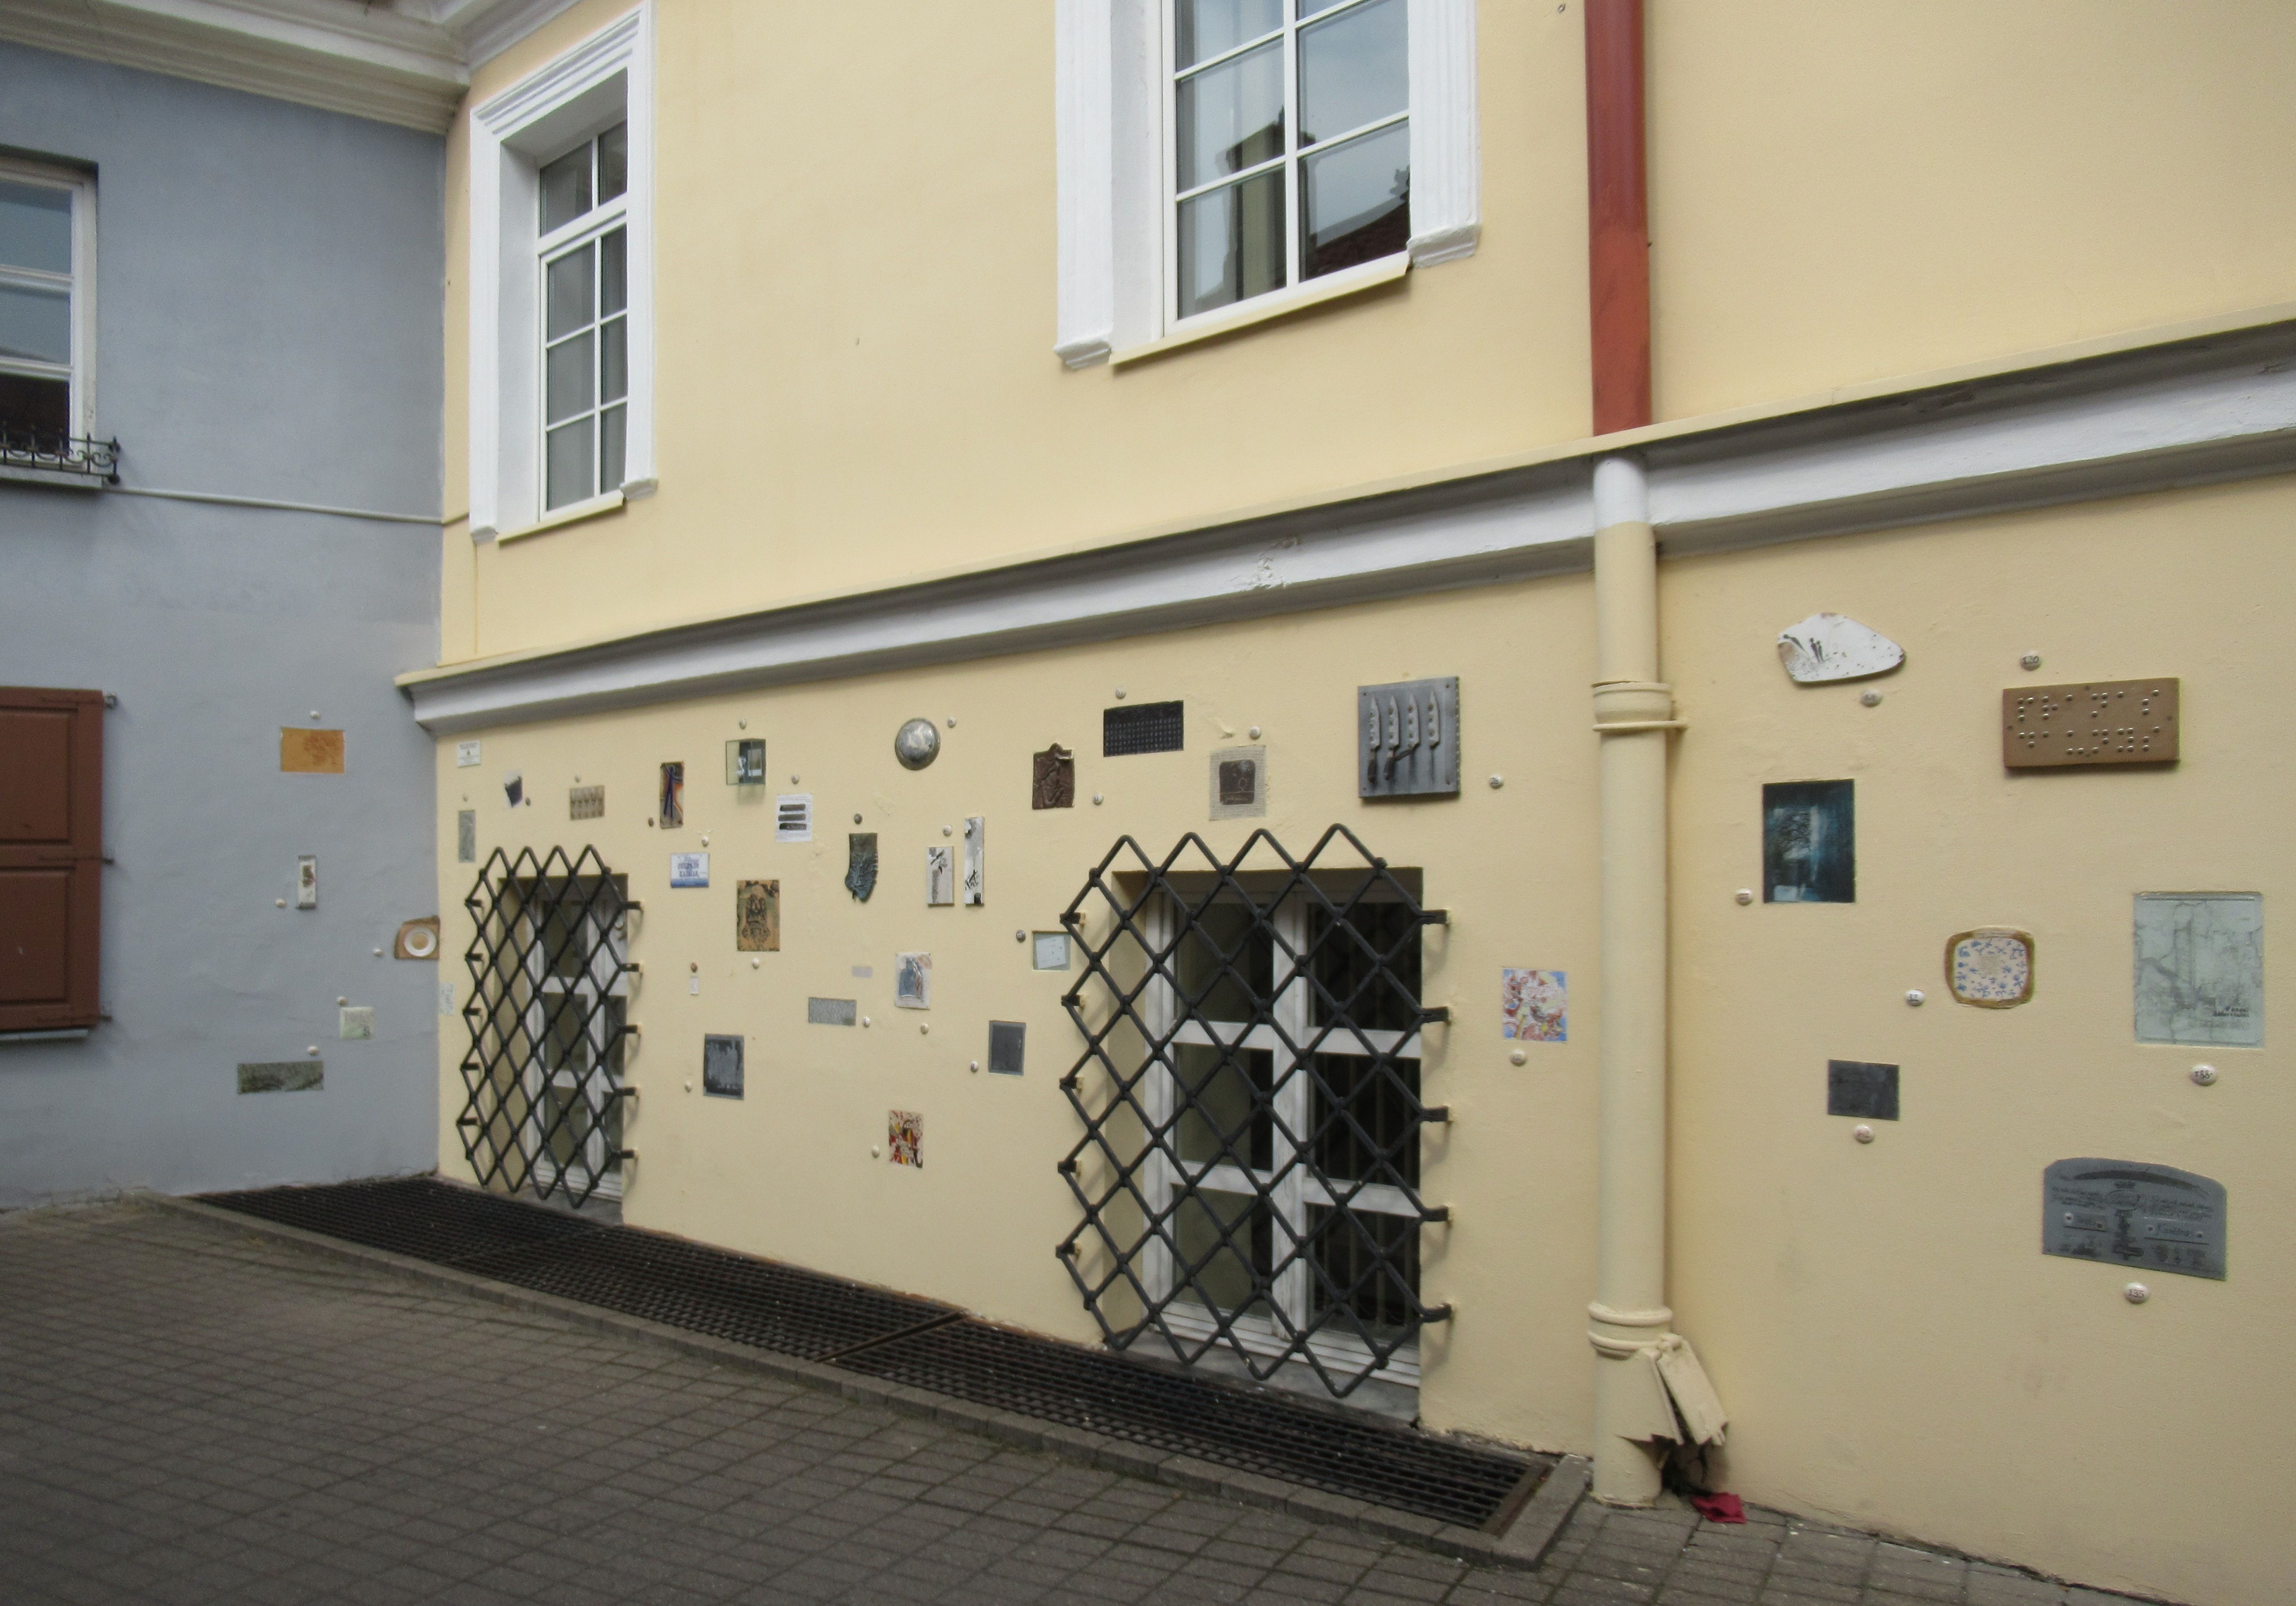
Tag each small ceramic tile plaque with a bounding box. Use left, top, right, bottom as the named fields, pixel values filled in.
left=1501, top=969, right=1567, bottom=1043
left=2134, top=892, right=2262, bottom=1045
left=925, top=846, right=955, bottom=906
left=962, top=817, right=985, bottom=906
left=1946, top=928, right=2034, bottom=1007
left=670, top=851, right=709, bottom=889
left=455, top=739, right=481, bottom=768
left=337, top=1006, right=375, bottom=1041
left=1032, top=932, right=1071, bottom=971
left=888, top=1110, right=923, bottom=1167
left=658, top=762, right=684, bottom=828
left=895, top=952, right=931, bottom=1009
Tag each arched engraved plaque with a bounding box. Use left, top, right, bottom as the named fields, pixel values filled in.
left=2043, top=1159, right=2224, bottom=1281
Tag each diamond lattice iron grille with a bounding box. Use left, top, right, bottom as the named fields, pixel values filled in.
left=1056, top=826, right=1451, bottom=1398
left=459, top=847, right=635, bottom=1209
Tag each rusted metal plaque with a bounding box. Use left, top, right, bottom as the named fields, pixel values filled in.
left=280, top=727, right=344, bottom=773
left=2044, top=1158, right=2224, bottom=1281
left=2003, top=679, right=2177, bottom=768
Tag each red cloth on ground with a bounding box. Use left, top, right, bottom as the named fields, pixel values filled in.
left=1691, top=1492, right=1746, bottom=1524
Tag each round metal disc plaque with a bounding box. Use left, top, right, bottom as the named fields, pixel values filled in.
left=894, top=718, right=941, bottom=770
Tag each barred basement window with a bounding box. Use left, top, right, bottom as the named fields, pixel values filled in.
left=1058, top=827, right=1449, bottom=1397
left=459, top=847, right=636, bottom=1208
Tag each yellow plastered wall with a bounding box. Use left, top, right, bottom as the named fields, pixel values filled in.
left=1649, top=0, right=2296, bottom=418
left=1663, top=474, right=2295, bottom=1606
left=439, top=0, right=1591, bottom=662
left=434, top=572, right=1604, bottom=1457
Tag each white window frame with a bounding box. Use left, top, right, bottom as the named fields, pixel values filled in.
left=1055, top=0, right=1476, bottom=369
left=0, top=157, right=97, bottom=441
left=1138, top=894, right=1425, bottom=1389
left=467, top=6, right=654, bottom=542
left=535, top=132, right=629, bottom=513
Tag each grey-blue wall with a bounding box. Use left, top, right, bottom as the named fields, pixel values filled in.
left=0, top=44, right=445, bottom=1206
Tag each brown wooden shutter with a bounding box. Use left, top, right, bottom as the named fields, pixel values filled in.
left=0, top=687, right=104, bottom=1033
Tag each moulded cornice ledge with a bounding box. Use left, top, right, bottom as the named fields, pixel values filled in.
left=401, top=314, right=2296, bottom=735
left=0, top=0, right=587, bottom=132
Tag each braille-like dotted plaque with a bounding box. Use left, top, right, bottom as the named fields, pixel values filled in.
left=2003, top=679, right=2177, bottom=768
left=1103, top=700, right=1184, bottom=757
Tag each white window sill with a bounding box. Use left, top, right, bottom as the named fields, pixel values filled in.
left=0, top=463, right=109, bottom=491
left=485, top=488, right=627, bottom=545
left=1109, top=252, right=1411, bottom=369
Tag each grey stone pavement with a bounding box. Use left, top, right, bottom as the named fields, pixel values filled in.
left=0, top=1202, right=2143, bottom=1606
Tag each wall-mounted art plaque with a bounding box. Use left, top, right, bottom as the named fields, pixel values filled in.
left=2003, top=679, right=2178, bottom=768
left=808, top=997, right=858, bottom=1026
left=2135, top=892, right=2262, bottom=1046
left=987, top=1020, right=1026, bottom=1076
left=1033, top=744, right=1075, bottom=809
left=238, top=1061, right=322, bottom=1094
left=1776, top=613, right=1904, bottom=683
left=1501, top=968, right=1566, bottom=1043
left=963, top=817, right=985, bottom=905
left=1209, top=746, right=1267, bottom=819
left=736, top=880, right=780, bottom=952
left=925, top=846, right=955, bottom=906
left=670, top=851, right=709, bottom=888
left=658, top=762, right=684, bottom=828
left=894, top=718, right=940, bottom=770
left=845, top=833, right=878, bottom=902
left=776, top=794, right=813, bottom=842
left=888, top=1109, right=923, bottom=1167
left=1826, top=1060, right=1899, bottom=1120
left=1358, top=677, right=1459, bottom=798
left=726, top=737, right=766, bottom=785
left=2043, top=1159, right=2224, bottom=1280
left=1032, top=932, right=1071, bottom=971
left=1946, top=928, right=2034, bottom=1007
left=503, top=772, right=524, bottom=807
left=703, top=1034, right=745, bottom=1099
left=457, top=809, right=477, bottom=863
left=1103, top=700, right=1184, bottom=756
left=569, top=784, right=604, bottom=820
left=895, top=952, right=931, bottom=1009
left=280, top=728, right=345, bottom=774
left=1762, top=780, right=1854, bottom=903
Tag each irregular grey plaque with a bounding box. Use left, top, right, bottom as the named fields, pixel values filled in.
left=238, top=1061, right=322, bottom=1094
left=1357, top=678, right=1458, bottom=797
left=807, top=997, right=858, bottom=1026
left=1826, top=1059, right=1898, bottom=1120
left=2044, top=1159, right=2225, bottom=1280
left=2135, top=892, right=2262, bottom=1046
left=702, top=1033, right=744, bottom=1098
left=456, top=809, right=477, bottom=864
left=987, top=1020, right=1026, bottom=1076
left=845, top=833, right=877, bottom=902
left=962, top=816, right=985, bottom=905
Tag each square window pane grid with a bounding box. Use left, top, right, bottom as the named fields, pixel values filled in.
left=537, top=124, right=630, bottom=512
left=1055, top=824, right=1451, bottom=1398
left=458, top=846, right=636, bottom=1209
left=1169, top=0, right=1408, bottom=321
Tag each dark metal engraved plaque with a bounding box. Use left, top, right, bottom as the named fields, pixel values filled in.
left=1103, top=700, right=1184, bottom=756
left=1827, top=1060, right=1899, bottom=1119
left=807, top=997, right=857, bottom=1026
left=2004, top=679, right=2178, bottom=768
left=1357, top=677, right=1459, bottom=797
left=987, top=1020, right=1026, bottom=1076
left=1032, top=744, right=1075, bottom=809
left=2043, top=1158, right=2224, bottom=1280
left=1209, top=745, right=1267, bottom=819
left=845, top=832, right=877, bottom=902
left=702, top=1034, right=745, bottom=1099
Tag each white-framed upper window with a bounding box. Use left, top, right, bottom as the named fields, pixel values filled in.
left=468, top=7, right=653, bottom=541
left=1167, top=0, right=1409, bottom=325
left=0, top=160, right=95, bottom=446
left=537, top=124, right=629, bottom=511
left=1055, top=0, right=1476, bottom=367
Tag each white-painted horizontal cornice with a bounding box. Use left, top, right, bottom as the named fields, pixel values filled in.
left=0, top=0, right=583, bottom=131
left=400, top=311, right=2296, bottom=735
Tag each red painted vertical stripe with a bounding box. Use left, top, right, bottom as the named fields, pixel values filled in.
left=1585, top=0, right=1652, bottom=435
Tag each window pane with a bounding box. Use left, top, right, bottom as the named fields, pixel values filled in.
left=1309, top=1054, right=1419, bottom=1188
left=1305, top=1204, right=1417, bottom=1340
left=1177, top=169, right=1285, bottom=317
left=1175, top=0, right=1280, bottom=69
left=1299, top=0, right=1407, bottom=145
left=1306, top=898, right=1420, bottom=1033
left=600, top=226, right=627, bottom=316
left=1173, top=1189, right=1272, bottom=1319
left=597, top=122, right=629, bottom=204
left=545, top=332, right=594, bottom=425
left=545, top=419, right=593, bottom=510
left=1175, top=1045, right=1273, bottom=1172
left=1173, top=893, right=1272, bottom=1021
left=539, top=142, right=592, bottom=232
left=0, top=281, right=71, bottom=366
left=600, top=315, right=628, bottom=403
left=0, top=371, right=70, bottom=440
left=1300, top=120, right=1409, bottom=279
left=1175, top=39, right=1284, bottom=191
left=0, top=180, right=71, bottom=275
left=545, top=245, right=593, bottom=341
left=599, top=403, right=626, bottom=494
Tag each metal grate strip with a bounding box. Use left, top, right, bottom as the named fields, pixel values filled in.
left=200, top=1178, right=1535, bottom=1529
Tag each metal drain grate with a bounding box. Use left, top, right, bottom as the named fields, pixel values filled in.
left=200, top=1178, right=1536, bottom=1528
left=837, top=1318, right=1527, bottom=1528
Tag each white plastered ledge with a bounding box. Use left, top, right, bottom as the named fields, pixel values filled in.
left=466, top=5, right=655, bottom=542
left=1053, top=0, right=1478, bottom=371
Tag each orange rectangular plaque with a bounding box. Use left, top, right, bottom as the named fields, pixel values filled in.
left=2003, top=680, right=2177, bottom=768
left=280, top=728, right=345, bottom=774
